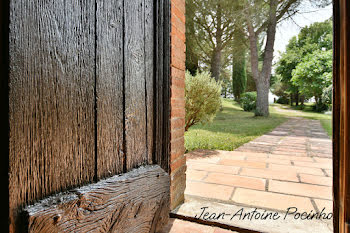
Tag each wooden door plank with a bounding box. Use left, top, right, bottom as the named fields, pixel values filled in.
left=145, top=0, right=155, bottom=164
left=162, top=0, right=171, bottom=172
left=96, top=0, right=124, bottom=178
left=155, top=0, right=164, bottom=168
left=23, top=165, right=170, bottom=233
left=154, top=0, right=171, bottom=172
left=124, top=0, right=147, bottom=170
left=8, top=0, right=95, bottom=231
left=334, top=1, right=350, bottom=232
left=0, top=0, right=10, bottom=231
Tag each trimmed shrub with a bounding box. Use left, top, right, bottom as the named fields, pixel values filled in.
left=276, top=96, right=289, bottom=104
left=185, top=71, right=222, bottom=131
left=313, top=103, right=329, bottom=112
left=294, top=105, right=305, bottom=110
left=240, top=92, right=257, bottom=112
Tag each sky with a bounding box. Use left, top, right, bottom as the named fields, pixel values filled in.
left=274, top=3, right=333, bottom=62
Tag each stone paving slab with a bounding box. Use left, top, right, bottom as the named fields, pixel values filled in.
left=182, top=117, right=333, bottom=232
left=172, top=198, right=332, bottom=233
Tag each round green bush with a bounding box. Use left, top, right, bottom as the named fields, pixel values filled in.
left=313, top=103, right=329, bottom=112
left=185, top=71, right=222, bottom=131
left=240, top=92, right=257, bottom=112
left=276, top=96, right=289, bottom=104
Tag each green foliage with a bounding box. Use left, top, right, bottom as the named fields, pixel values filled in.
left=232, top=28, right=247, bottom=102
left=271, top=75, right=289, bottom=98
left=312, top=103, right=329, bottom=112
left=246, top=70, right=257, bottom=92
left=185, top=0, right=199, bottom=75
left=275, top=18, right=333, bottom=110
left=240, top=92, right=257, bottom=112
left=232, top=57, right=247, bottom=101
left=186, top=0, right=243, bottom=80
left=322, top=85, right=333, bottom=106
left=276, top=96, right=289, bottom=105
left=185, top=99, right=287, bottom=152
left=293, top=104, right=305, bottom=110
left=185, top=71, right=222, bottom=131
left=220, top=68, right=233, bottom=98
left=291, top=50, right=332, bottom=104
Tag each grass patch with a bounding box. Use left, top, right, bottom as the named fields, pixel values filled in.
left=320, top=119, right=332, bottom=137
left=185, top=99, right=287, bottom=152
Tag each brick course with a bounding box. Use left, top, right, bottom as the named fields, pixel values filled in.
left=170, top=0, right=186, bottom=210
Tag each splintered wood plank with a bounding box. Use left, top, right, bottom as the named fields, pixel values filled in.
left=8, top=0, right=95, bottom=231
left=24, top=165, right=170, bottom=233
left=96, top=0, right=124, bottom=178
left=124, top=0, right=147, bottom=170
left=145, top=0, right=155, bottom=164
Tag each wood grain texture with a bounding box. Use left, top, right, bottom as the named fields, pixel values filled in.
left=124, top=0, right=147, bottom=170
left=334, top=1, right=350, bottom=232
left=96, top=0, right=124, bottom=178
left=162, top=0, right=171, bottom=172
left=0, top=0, right=9, bottom=231
left=154, top=0, right=171, bottom=172
left=24, top=165, right=170, bottom=233
left=145, top=0, right=155, bottom=164
left=8, top=0, right=95, bottom=231
left=155, top=0, right=164, bottom=168
left=7, top=0, right=172, bottom=231
left=337, top=1, right=350, bottom=232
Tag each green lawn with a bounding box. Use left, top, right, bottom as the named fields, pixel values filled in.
left=185, top=99, right=332, bottom=153
left=185, top=99, right=287, bottom=152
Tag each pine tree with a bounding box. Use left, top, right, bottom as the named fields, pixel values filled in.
left=232, top=28, right=247, bottom=102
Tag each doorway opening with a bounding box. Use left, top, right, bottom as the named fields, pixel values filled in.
left=172, top=1, right=335, bottom=232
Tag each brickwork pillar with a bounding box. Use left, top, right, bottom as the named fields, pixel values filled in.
left=169, top=0, right=186, bottom=210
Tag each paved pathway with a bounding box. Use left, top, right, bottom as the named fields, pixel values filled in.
left=178, top=117, right=333, bottom=232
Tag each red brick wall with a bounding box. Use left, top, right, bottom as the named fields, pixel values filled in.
left=170, top=0, right=186, bottom=210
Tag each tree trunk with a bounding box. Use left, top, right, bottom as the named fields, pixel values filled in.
left=255, top=81, right=270, bottom=116
left=236, top=93, right=241, bottom=103
left=247, top=0, right=277, bottom=117
left=210, top=1, right=223, bottom=81
left=210, top=48, right=222, bottom=81
left=295, top=91, right=299, bottom=106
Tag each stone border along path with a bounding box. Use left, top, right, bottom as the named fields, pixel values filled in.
left=173, top=117, right=333, bottom=233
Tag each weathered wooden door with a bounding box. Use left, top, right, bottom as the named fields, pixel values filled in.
left=0, top=0, right=171, bottom=232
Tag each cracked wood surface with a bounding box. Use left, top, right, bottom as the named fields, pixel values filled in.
left=24, top=165, right=170, bottom=233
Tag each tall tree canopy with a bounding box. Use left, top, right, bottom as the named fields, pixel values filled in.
left=186, top=0, right=331, bottom=116
left=243, top=0, right=331, bottom=116
left=231, top=27, right=247, bottom=101
left=186, top=0, right=242, bottom=81
left=275, top=19, right=332, bottom=108
left=292, top=49, right=332, bottom=104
